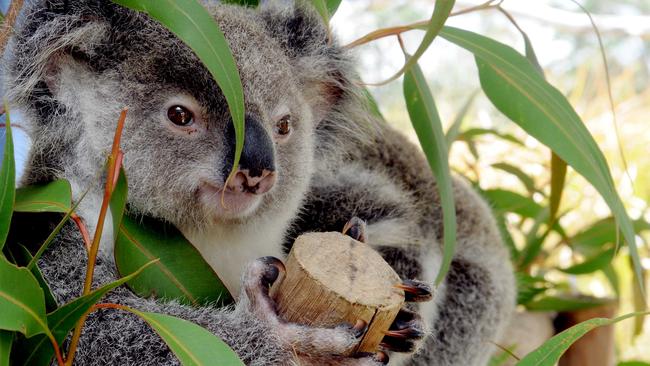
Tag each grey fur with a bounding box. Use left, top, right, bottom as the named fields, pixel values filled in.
left=2, top=1, right=515, bottom=365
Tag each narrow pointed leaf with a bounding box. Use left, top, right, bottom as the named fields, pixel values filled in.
left=0, top=331, right=12, bottom=366
left=525, top=295, right=611, bottom=312
left=4, top=244, right=57, bottom=312
left=380, top=0, right=454, bottom=85
left=404, top=60, right=456, bottom=285
left=491, top=163, right=538, bottom=195
left=109, top=167, right=128, bottom=241
left=558, top=247, right=615, bottom=275
left=458, top=128, right=525, bottom=146
left=445, top=91, right=478, bottom=149
left=549, top=153, right=567, bottom=223
left=111, top=0, right=245, bottom=175
left=439, top=26, right=643, bottom=295
left=325, top=0, right=342, bottom=16
left=308, top=0, right=331, bottom=24
left=516, top=312, right=649, bottom=365
left=114, top=215, right=232, bottom=306
left=12, top=261, right=155, bottom=366
left=14, top=180, right=71, bottom=213
left=0, top=109, right=15, bottom=249
left=0, top=257, right=49, bottom=338
left=125, top=309, right=243, bottom=366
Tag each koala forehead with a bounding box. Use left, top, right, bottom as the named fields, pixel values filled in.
left=108, top=4, right=298, bottom=116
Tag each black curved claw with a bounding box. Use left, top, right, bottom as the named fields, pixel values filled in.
left=380, top=338, right=417, bottom=353
left=258, top=256, right=286, bottom=288
left=342, top=216, right=367, bottom=243
left=395, top=279, right=433, bottom=302
left=391, top=308, right=421, bottom=331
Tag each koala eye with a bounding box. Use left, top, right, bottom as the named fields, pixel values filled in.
left=167, top=105, right=194, bottom=126
left=275, top=115, right=292, bottom=137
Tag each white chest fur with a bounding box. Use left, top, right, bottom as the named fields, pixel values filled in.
left=180, top=213, right=291, bottom=298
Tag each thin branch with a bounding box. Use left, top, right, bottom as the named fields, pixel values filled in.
left=0, top=0, right=25, bottom=54
left=65, top=109, right=127, bottom=366
left=566, top=0, right=634, bottom=190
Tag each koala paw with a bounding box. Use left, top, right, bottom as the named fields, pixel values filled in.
left=238, top=256, right=388, bottom=365
left=343, top=217, right=431, bottom=355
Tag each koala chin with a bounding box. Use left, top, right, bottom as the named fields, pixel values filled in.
left=2, top=1, right=515, bottom=365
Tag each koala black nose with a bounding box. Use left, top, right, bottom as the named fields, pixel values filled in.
left=223, top=114, right=276, bottom=192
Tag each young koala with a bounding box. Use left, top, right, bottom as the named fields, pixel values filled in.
left=2, top=0, right=515, bottom=365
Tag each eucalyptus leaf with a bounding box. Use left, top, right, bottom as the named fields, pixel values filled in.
left=379, top=0, right=455, bottom=85
left=403, top=58, right=456, bottom=285
left=114, top=215, right=232, bottom=306
left=0, top=108, right=15, bottom=250
left=111, top=0, right=246, bottom=176
left=491, top=163, right=538, bottom=195
left=125, top=309, right=243, bottom=366
left=558, top=247, right=615, bottom=275
left=0, top=331, right=12, bottom=366
left=0, top=256, right=49, bottom=338
left=457, top=128, right=525, bottom=146
left=12, top=261, right=155, bottom=366
left=14, top=180, right=71, bottom=213
left=525, top=295, right=611, bottom=312
left=439, top=26, right=644, bottom=296
left=549, top=153, right=567, bottom=224
left=4, top=244, right=57, bottom=312
left=516, top=312, right=649, bottom=366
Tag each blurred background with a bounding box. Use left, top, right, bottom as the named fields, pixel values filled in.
left=331, top=0, right=649, bottom=363
left=0, top=0, right=648, bottom=363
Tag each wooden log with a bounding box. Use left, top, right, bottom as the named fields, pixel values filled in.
left=271, top=232, right=405, bottom=354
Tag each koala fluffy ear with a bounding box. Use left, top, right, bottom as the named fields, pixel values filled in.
left=5, top=0, right=121, bottom=103
left=260, top=4, right=355, bottom=122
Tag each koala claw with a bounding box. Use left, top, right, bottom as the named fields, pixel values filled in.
left=381, top=307, right=426, bottom=354
left=343, top=216, right=367, bottom=243
left=395, top=279, right=433, bottom=302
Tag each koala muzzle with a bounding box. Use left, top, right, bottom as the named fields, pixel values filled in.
left=224, top=115, right=277, bottom=195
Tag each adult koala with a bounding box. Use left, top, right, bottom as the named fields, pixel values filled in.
left=1, top=0, right=515, bottom=365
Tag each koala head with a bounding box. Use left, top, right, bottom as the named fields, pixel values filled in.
left=6, top=0, right=354, bottom=231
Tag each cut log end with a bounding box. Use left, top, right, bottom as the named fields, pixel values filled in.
left=271, top=232, right=405, bottom=353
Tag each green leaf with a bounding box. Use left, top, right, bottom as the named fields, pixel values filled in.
left=26, top=187, right=90, bottom=269
left=0, top=331, right=12, bottom=366
left=516, top=273, right=550, bottom=305
left=115, top=215, right=232, bottom=306
left=4, top=244, right=57, bottom=312
left=516, top=312, right=649, bottom=366
left=491, top=163, right=538, bottom=195
left=403, top=59, right=456, bottom=285
left=308, top=0, right=332, bottom=24
left=125, top=310, right=243, bottom=366
left=0, top=256, right=49, bottom=338
left=483, top=189, right=543, bottom=219
left=109, top=167, right=128, bottom=242
left=525, top=295, right=611, bottom=312
left=457, top=128, right=525, bottom=146
left=0, top=107, right=15, bottom=250
left=12, top=261, right=155, bottom=366
left=14, top=180, right=71, bottom=213
left=549, top=153, right=567, bottom=224
left=618, top=362, right=650, bottom=366
left=380, top=0, right=455, bottom=85
left=558, top=247, right=615, bottom=275
left=445, top=91, right=478, bottom=150
left=570, top=217, right=650, bottom=257
left=439, top=26, right=644, bottom=296
left=601, top=264, right=620, bottom=297
left=325, top=0, right=342, bottom=16
left=112, top=0, right=245, bottom=176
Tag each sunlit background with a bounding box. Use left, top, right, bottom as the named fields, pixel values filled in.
left=0, top=0, right=648, bottom=363
left=332, top=0, right=649, bottom=362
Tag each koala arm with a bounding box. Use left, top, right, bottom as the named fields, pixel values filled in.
left=37, top=223, right=289, bottom=366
